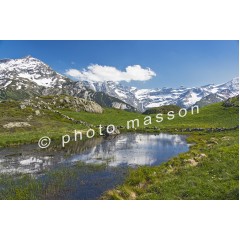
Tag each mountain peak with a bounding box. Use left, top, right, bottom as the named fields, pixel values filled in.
left=231, top=77, right=239, bottom=84
left=0, top=55, right=68, bottom=88
left=21, top=55, right=42, bottom=63
left=24, top=55, right=33, bottom=59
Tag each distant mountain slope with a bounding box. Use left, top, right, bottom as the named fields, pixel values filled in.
left=78, top=78, right=239, bottom=111
left=0, top=56, right=136, bottom=111
left=222, top=95, right=239, bottom=107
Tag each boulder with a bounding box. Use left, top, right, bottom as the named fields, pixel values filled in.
left=19, top=104, right=26, bottom=109
left=112, top=102, right=127, bottom=110
left=102, top=126, right=120, bottom=136
left=35, top=110, right=41, bottom=116
left=186, top=159, right=198, bottom=167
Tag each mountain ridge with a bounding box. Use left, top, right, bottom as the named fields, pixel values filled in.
left=77, top=77, right=239, bottom=111
left=0, top=56, right=238, bottom=112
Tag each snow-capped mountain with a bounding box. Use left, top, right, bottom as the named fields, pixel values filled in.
left=0, top=56, right=136, bottom=111
left=140, top=78, right=239, bottom=109
left=0, top=56, right=70, bottom=88
left=78, top=80, right=143, bottom=110
left=78, top=77, right=239, bottom=111
left=0, top=56, right=238, bottom=112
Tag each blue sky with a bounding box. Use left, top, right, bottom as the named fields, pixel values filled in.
left=0, top=40, right=238, bottom=88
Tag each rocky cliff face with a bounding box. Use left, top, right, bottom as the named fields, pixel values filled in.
left=20, top=95, right=103, bottom=114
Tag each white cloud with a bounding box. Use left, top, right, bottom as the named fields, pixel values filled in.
left=65, top=64, right=156, bottom=82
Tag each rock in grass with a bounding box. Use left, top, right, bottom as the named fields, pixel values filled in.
left=186, top=159, right=198, bottom=167
left=102, top=126, right=120, bottom=136
left=35, top=110, right=41, bottom=116
left=19, top=104, right=26, bottom=109
left=3, top=122, right=31, bottom=129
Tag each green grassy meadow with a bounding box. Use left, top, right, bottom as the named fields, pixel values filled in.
left=0, top=96, right=239, bottom=199
left=103, top=130, right=239, bottom=200
left=0, top=99, right=238, bottom=147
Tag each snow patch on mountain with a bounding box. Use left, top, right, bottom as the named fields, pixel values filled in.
left=0, top=56, right=67, bottom=88
left=78, top=77, right=239, bottom=111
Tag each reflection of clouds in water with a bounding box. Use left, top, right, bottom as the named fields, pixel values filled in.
left=0, top=133, right=189, bottom=174
left=135, top=134, right=186, bottom=146
left=0, top=156, right=54, bottom=174
left=70, top=133, right=188, bottom=167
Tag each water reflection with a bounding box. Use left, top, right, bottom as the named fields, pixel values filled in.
left=0, top=133, right=189, bottom=174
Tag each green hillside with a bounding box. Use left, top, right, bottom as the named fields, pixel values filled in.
left=60, top=100, right=239, bottom=129
left=0, top=96, right=239, bottom=147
